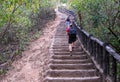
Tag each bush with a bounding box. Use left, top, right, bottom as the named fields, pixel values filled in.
left=0, top=1, right=56, bottom=64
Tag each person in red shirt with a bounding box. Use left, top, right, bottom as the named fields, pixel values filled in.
left=66, top=24, right=77, bottom=55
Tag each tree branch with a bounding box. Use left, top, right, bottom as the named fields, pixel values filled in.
left=0, top=4, right=22, bottom=41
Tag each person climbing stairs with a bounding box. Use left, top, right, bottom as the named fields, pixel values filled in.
left=44, top=16, right=105, bottom=82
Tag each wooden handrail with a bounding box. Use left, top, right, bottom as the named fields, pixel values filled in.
left=106, top=46, right=120, bottom=63
left=76, top=24, right=120, bottom=63
left=75, top=21, right=120, bottom=82
left=58, top=7, right=120, bottom=82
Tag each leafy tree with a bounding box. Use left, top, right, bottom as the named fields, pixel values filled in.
left=60, top=0, right=67, bottom=3
left=0, top=0, right=56, bottom=64
left=71, top=0, right=120, bottom=53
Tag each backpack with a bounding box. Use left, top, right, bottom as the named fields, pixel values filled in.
left=66, top=18, right=70, bottom=22
left=68, top=28, right=76, bottom=35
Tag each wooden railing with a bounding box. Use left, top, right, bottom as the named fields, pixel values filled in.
left=58, top=7, right=120, bottom=82
left=74, top=22, right=120, bottom=82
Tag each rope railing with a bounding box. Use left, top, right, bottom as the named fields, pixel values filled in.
left=58, top=7, right=120, bottom=82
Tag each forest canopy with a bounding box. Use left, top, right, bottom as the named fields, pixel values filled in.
left=68, top=0, right=120, bottom=53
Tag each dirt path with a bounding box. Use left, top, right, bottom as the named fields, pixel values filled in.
left=1, top=9, right=67, bottom=82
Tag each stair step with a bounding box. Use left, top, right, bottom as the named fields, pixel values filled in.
left=52, top=45, right=79, bottom=47
left=52, top=44, right=80, bottom=47
left=53, top=50, right=84, bottom=53
left=53, top=40, right=67, bottom=42
left=52, top=45, right=68, bottom=47
left=54, top=38, right=67, bottom=39
left=52, top=43, right=69, bottom=47
left=49, top=63, right=95, bottom=70
left=54, top=36, right=67, bottom=37
left=53, top=52, right=84, bottom=55
left=53, top=51, right=83, bottom=53
left=44, top=19, right=104, bottom=82
left=50, top=48, right=82, bottom=51
left=54, top=34, right=66, bottom=36
left=53, top=41, right=80, bottom=47
left=48, top=69, right=98, bottom=77
left=50, top=59, right=91, bottom=64
left=53, top=40, right=67, bottom=41
left=45, top=77, right=100, bottom=82
left=51, top=46, right=81, bottom=49
left=51, top=55, right=88, bottom=60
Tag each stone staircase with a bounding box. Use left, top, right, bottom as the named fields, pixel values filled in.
left=44, top=21, right=103, bottom=82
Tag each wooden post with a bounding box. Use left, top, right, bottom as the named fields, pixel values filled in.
left=88, top=34, right=93, bottom=54
left=78, top=12, right=82, bottom=26
left=112, top=57, right=117, bottom=82
left=103, top=43, right=109, bottom=76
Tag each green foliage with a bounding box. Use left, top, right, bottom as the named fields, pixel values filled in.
left=71, top=0, right=120, bottom=52
left=118, top=63, right=120, bottom=80
left=69, top=1, right=120, bottom=79
left=0, top=0, right=56, bottom=65
left=60, top=0, right=67, bottom=3
left=0, top=69, right=6, bottom=75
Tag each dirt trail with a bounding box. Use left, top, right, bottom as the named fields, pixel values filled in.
left=0, top=9, right=67, bottom=82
